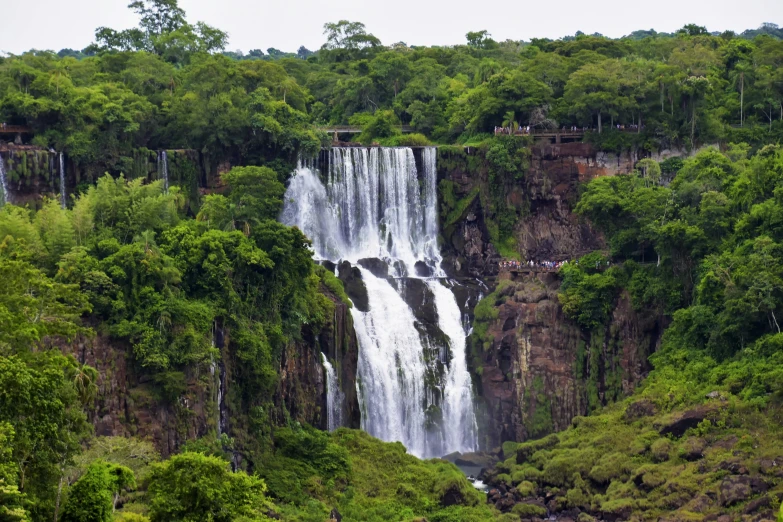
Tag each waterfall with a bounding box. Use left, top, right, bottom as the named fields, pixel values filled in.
left=158, top=150, right=169, bottom=193
left=59, top=153, right=66, bottom=209
left=427, top=279, right=478, bottom=453
left=281, top=147, right=478, bottom=458
left=321, top=353, right=344, bottom=431
left=0, top=155, right=8, bottom=206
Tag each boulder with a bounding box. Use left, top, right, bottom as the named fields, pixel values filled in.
left=454, top=452, right=498, bottom=469
left=658, top=405, right=718, bottom=437
left=414, top=260, right=433, bottom=277
left=337, top=261, right=368, bottom=312
left=680, top=437, right=706, bottom=461
left=744, top=495, right=771, bottom=514
left=439, top=483, right=468, bottom=507
left=720, top=475, right=754, bottom=506
left=624, top=399, right=658, bottom=421
left=357, top=257, right=389, bottom=278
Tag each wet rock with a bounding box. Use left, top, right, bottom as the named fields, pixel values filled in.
left=328, top=508, right=342, bottom=521
left=624, top=399, right=658, bottom=420
left=319, top=260, right=337, bottom=274
left=337, top=261, right=368, bottom=312
left=454, top=452, right=498, bottom=469
left=357, top=257, right=388, bottom=278
left=414, top=260, right=433, bottom=277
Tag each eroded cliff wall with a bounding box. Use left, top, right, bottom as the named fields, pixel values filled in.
left=438, top=142, right=664, bottom=449
left=55, top=292, right=360, bottom=458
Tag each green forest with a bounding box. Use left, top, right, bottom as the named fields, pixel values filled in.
left=2, top=0, right=783, bottom=520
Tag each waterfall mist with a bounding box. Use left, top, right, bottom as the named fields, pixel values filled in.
left=281, top=147, right=477, bottom=458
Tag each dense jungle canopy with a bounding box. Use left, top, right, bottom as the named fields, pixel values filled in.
left=2, top=1, right=783, bottom=521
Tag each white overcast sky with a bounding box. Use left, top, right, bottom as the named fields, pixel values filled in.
left=2, top=0, right=782, bottom=55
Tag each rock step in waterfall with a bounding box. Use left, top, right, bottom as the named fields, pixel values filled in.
left=282, top=147, right=477, bottom=458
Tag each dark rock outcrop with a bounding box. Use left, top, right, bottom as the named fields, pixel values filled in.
left=338, top=261, right=369, bottom=312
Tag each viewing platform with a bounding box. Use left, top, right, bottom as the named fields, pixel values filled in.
left=0, top=125, right=32, bottom=145
left=0, top=125, right=32, bottom=134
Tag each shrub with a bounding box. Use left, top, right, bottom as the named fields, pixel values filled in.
left=514, top=480, right=536, bottom=496
left=588, top=452, right=634, bottom=484
left=650, top=438, right=673, bottom=462
left=512, top=502, right=547, bottom=517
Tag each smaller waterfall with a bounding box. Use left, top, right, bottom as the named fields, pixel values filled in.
left=59, top=153, right=67, bottom=209
left=428, top=280, right=478, bottom=454
left=321, top=353, right=344, bottom=431
left=0, top=155, right=8, bottom=206
left=210, top=324, right=227, bottom=435
left=158, top=151, right=169, bottom=193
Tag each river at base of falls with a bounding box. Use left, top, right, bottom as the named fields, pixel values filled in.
left=282, top=147, right=477, bottom=459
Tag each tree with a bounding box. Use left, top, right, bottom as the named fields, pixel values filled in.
left=0, top=353, right=92, bottom=519
left=322, top=21, right=380, bottom=50
left=296, top=46, right=313, bottom=60
left=146, top=453, right=272, bottom=522
left=92, top=0, right=227, bottom=63
left=564, top=59, right=630, bottom=132
left=61, top=461, right=135, bottom=522
left=466, top=30, right=495, bottom=49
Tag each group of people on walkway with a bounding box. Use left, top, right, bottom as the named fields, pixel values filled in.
left=494, top=125, right=533, bottom=135
left=493, top=124, right=646, bottom=136
left=499, top=259, right=568, bottom=271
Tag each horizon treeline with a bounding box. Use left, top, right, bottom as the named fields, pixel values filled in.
left=0, top=0, right=782, bottom=182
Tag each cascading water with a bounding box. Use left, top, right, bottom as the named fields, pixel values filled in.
left=158, top=150, right=169, bottom=193
left=281, top=147, right=477, bottom=458
left=321, top=353, right=344, bottom=431
left=0, top=155, right=8, bottom=206
left=59, top=153, right=66, bottom=209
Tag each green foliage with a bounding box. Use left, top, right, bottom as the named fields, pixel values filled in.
left=61, top=460, right=135, bottom=522
left=146, top=452, right=272, bottom=522
left=558, top=256, right=619, bottom=330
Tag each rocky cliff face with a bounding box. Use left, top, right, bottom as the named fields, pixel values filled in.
left=55, top=291, right=360, bottom=458
left=438, top=142, right=664, bottom=449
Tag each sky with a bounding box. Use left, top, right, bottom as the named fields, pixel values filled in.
left=1, top=0, right=782, bottom=55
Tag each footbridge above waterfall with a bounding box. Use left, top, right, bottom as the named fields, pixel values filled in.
left=318, top=125, right=415, bottom=142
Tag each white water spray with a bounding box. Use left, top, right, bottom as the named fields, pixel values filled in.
left=282, top=147, right=477, bottom=458
left=321, top=353, right=345, bottom=431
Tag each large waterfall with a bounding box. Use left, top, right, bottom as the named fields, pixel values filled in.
left=281, top=147, right=477, bottom=458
